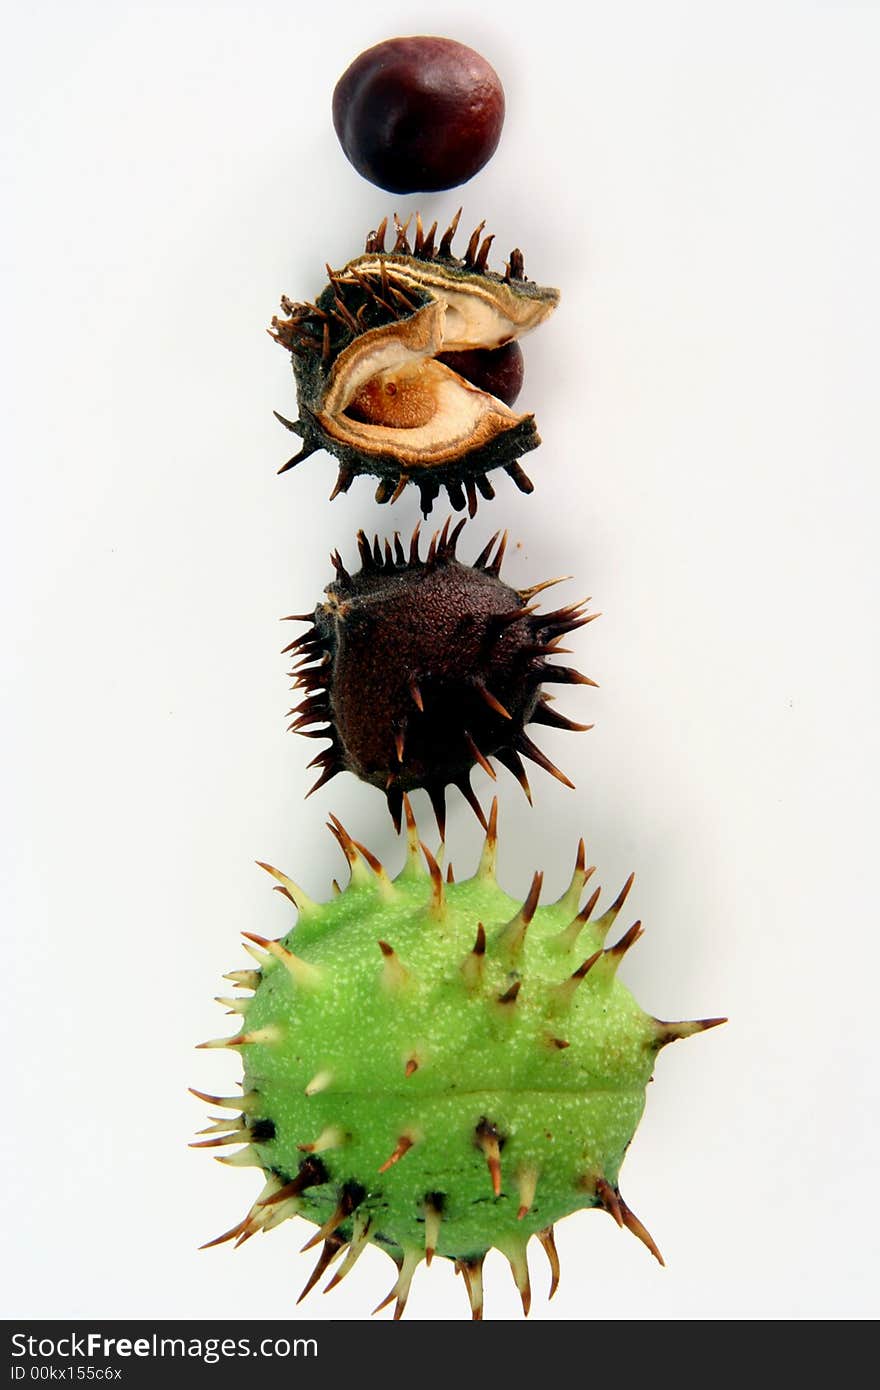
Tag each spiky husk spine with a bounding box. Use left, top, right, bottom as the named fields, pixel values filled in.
left=284, top=518, right=599, bottom=835
left=269, top=211, right=559, bottom=515
left=193, top=801, right=724, bottom=1319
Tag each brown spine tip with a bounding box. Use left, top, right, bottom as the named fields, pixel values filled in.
left=189, top=1131, right=248, bottom=1150
left=277, top=442, right=318, bottom=475
left=473, top=677, right=512, bottom=720
left=392, top=212, right=412, bottom=253
left=328, top=463, right=354, bottom=500
left=455, top=774, right=488, bottom=830
left=199, top=1219, right=249, bottom=1251
left=401, top=791, right=420, bottom=868
left=273, top=409, right=303, bottom=433
left=594, top=1176, right=624, bottom=1225
left=241, top=931, right=321, bottom=988
left=516, top=732, right=576, bottom=789
left=323, top=1211, right=372, bottom=1292
left=299, top=1183, right=364, bottom=1253
left=326, top=815, right=357, bottom=869
left=493, top=745, right=533, bottom=804
left=479, top=796, right=499, bottom=874
left=378, top=939, right=410, bottom=991
left=475, top=233, right=495, bottom=273
left=188, top=1086, right=246, bottom=1111
left=653, top=1016, right=728, bottom=1048
left=420, top=840, right=446, bottom=915
left=372, top=1275, right=399, bottom=1316
left=350, top=835, right=387, bottom=878
left=378, top=1133, right=416, bottom=1173
left=521, top=869, right=543, bottom=924
left=356, top=530, right=373, bottom=568
left=438, top=207, right=463, bottom=258
left=554, top=884, right=603, bottom=952
left=530, top=700, right=595, bottom=733
left=373, top=1249, right=421, bottom=1321
left=460, top=922, right=486, bottom=991
left=297, top=1235, right=346, bottom=1305
left=505, top=1247, right=532, bottom=1316
left=520, top=574, right=572, bottom=601
left=550, top=950, right=602, bottom=1014
left=604, top=921, right=644, bottom=966
left=619, top=1193, right=665, bottom=1266
left=536, top=1226, right=560, bottom=1299
left=539, top=601, right=600, bottom=637
left=305, top=764, right=340, bottom=797
left=465, top=476, right=478, bottom=517
left=495, top=870, right=543, bottom=958
left=464, top=729, right=497, bottom=778
left=261, top=1156, right=329, bottom=1208
left=195, top=1032, right=247, bottom=1050
left=539, top=664, right=598, bottom=691
left=463, top=220, right=486, bottom=266
left=194, top=1115, right=247, bottom=1137
left=486, top=529, right=508, bottom=576
left=497, top=979, right=522, bottom=1006
left=458, top=1255, right=485, bottom=1320
left=473, top=529, right=501, bottom=569
left=597, top=872, right=636, bottom=933
left=221, top=969, right=261, bottom=992
left=572, top=836, right=586, bottom=881
left=475, top=1119, right=504, bottom=1196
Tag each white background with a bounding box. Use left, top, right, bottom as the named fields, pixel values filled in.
left=3, top=0, right=878, bottom=1322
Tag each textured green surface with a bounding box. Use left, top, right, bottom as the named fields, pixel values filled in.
left=195, top=808, right=721, bottom=1316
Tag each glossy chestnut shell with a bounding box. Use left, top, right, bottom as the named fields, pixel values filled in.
left=332, top=36, right=505, bottom=193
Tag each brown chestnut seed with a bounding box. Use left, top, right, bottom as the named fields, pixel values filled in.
left=332, top=36, right=505, bottom=194
left=284, top=519, right=598, bottom=837
left=437, top=341, right=524, bottom=408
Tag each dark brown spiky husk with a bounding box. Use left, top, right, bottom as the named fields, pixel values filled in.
left=283, top=520, right=598, bottom=834
left=269, top=212, right=556, bottom=516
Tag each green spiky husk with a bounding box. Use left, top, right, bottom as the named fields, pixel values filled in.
left=195, top=810, right=722, bottom=1315
left=243, top=868, right=651, bottom=1257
